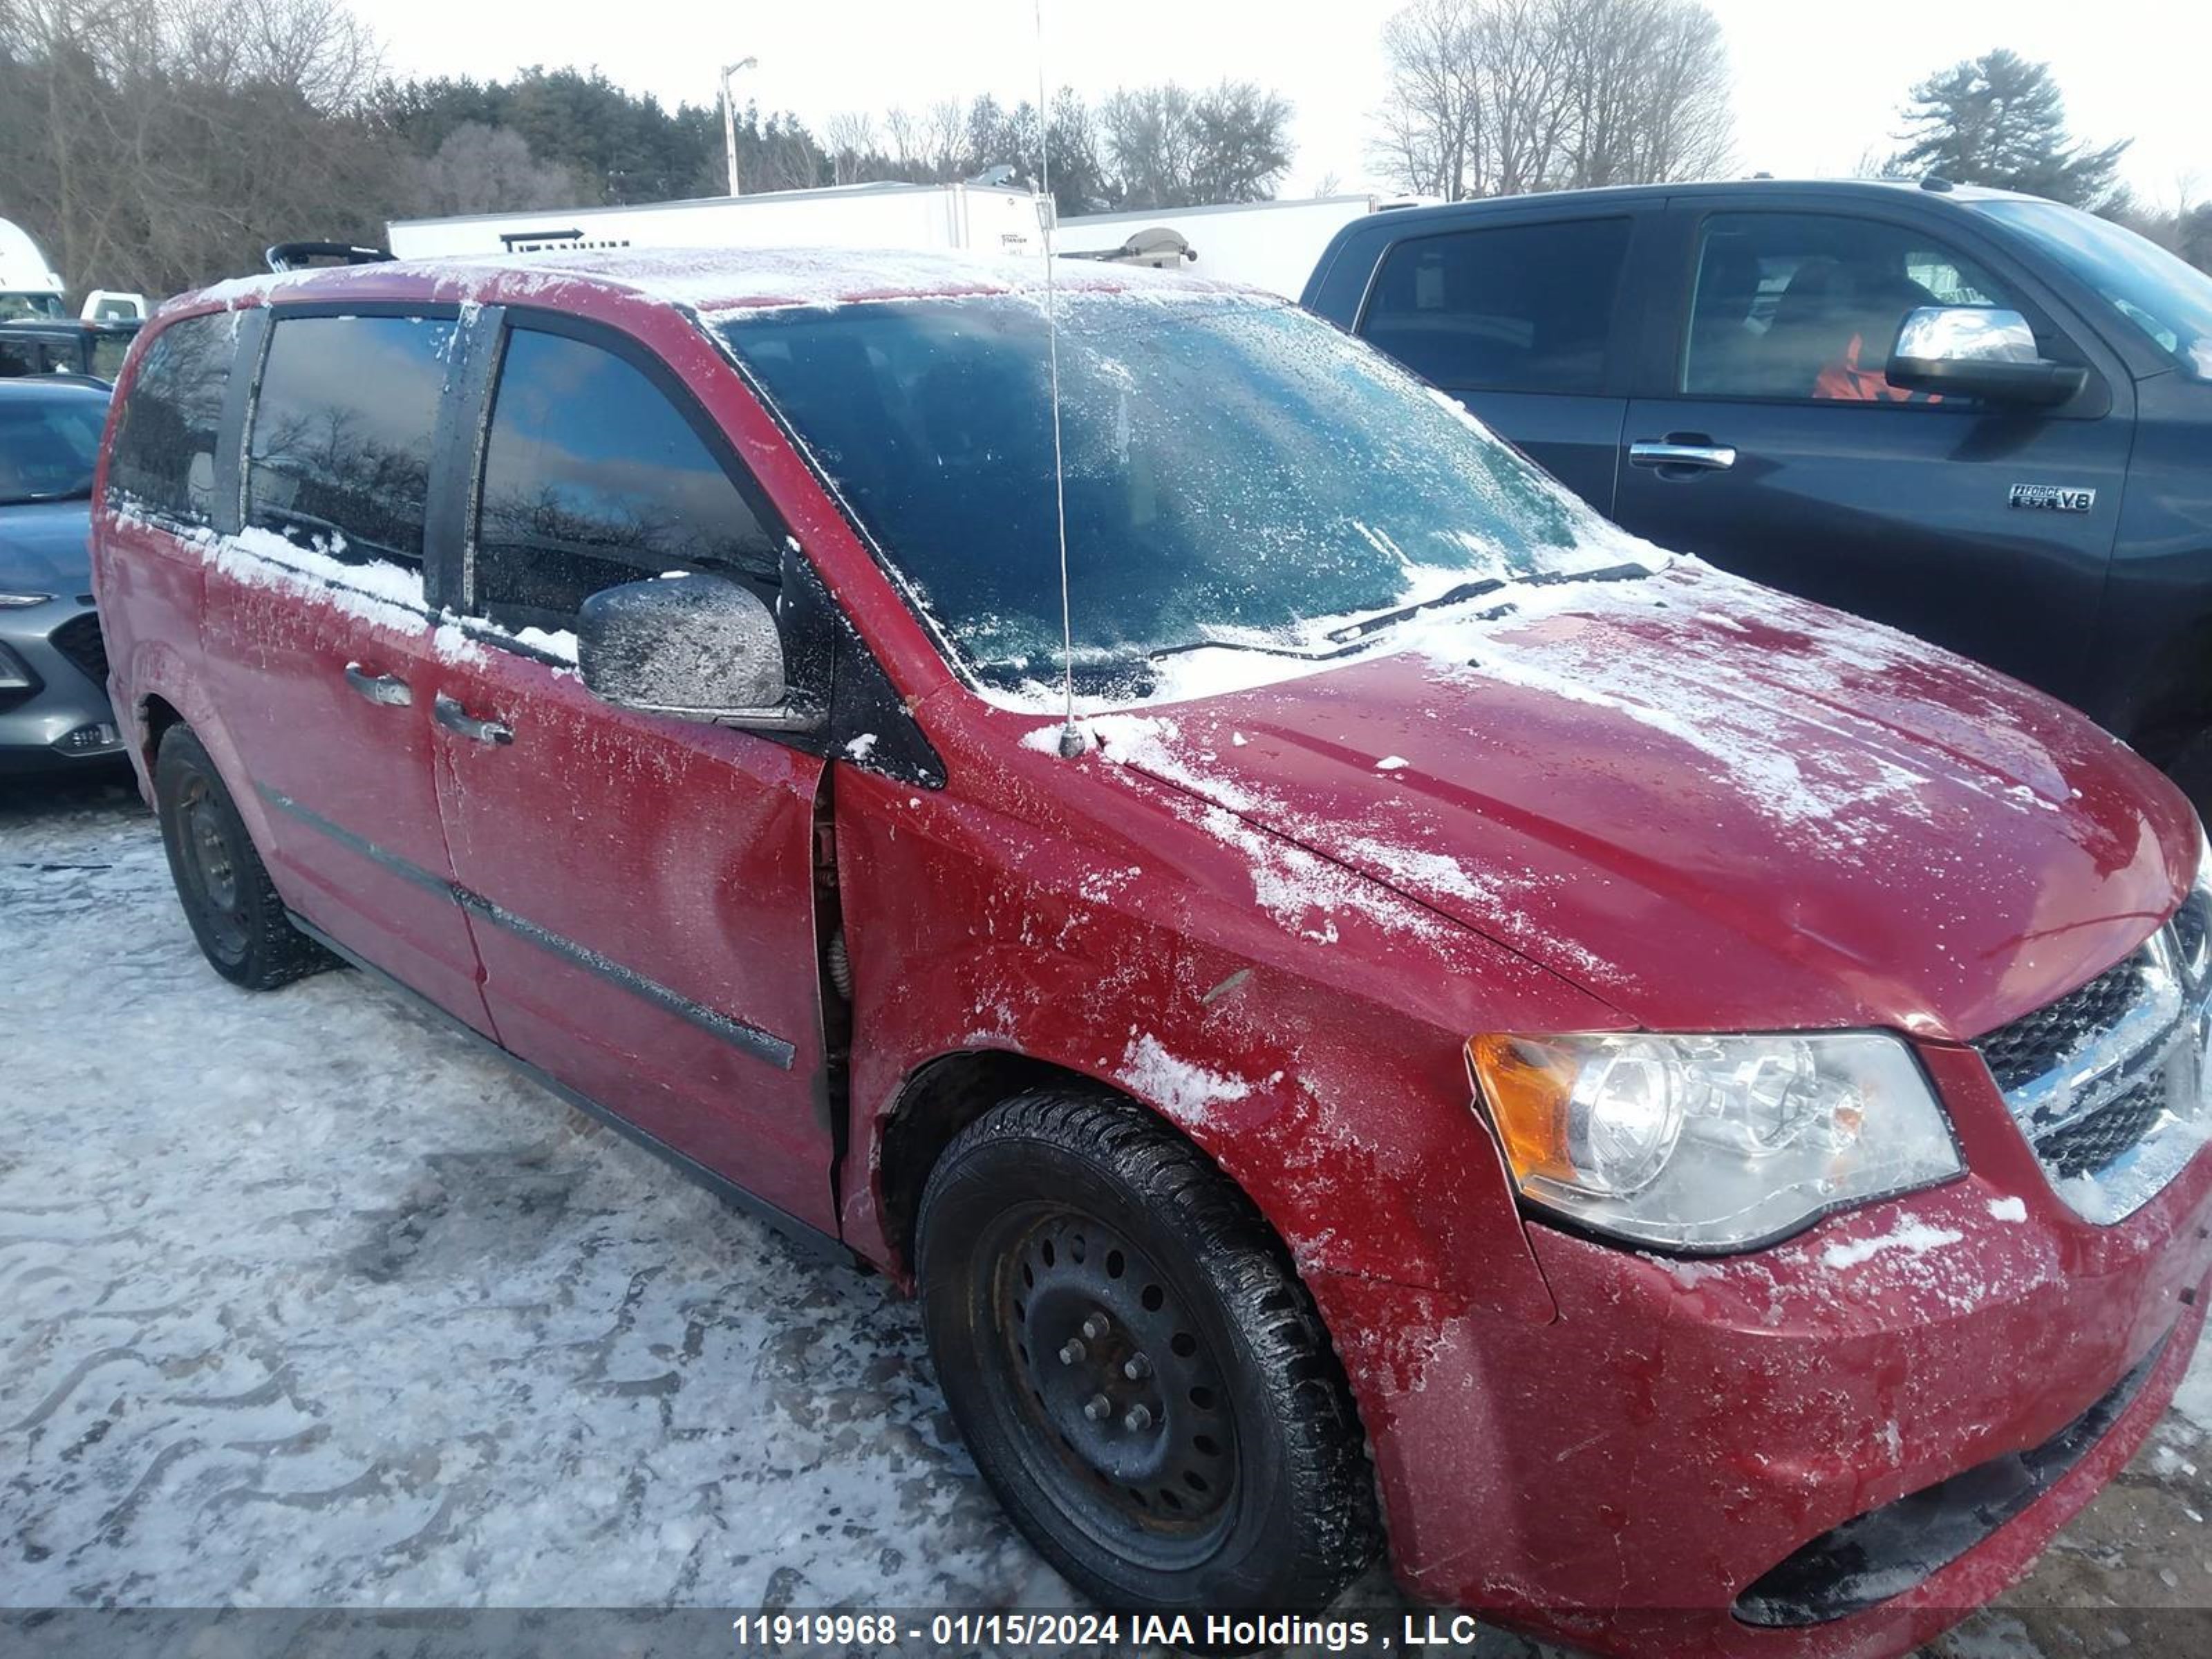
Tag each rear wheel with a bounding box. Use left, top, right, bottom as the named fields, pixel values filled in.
left=154, top=725, right=331, bottom=990
left=917, top=1088, right=1380, bottom=1613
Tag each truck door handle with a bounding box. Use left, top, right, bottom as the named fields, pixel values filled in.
left=343, top=662, right=412, bottom=706
left=1629, top=439, right=1737, bottom=471
left=433, top=691, right=514, bottom=746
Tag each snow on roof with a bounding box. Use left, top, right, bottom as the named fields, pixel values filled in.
left=182, top=245, right=1264, bottom=322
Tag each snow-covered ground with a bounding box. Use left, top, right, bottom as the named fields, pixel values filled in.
left=5, top=774, right=2210, bottom=1656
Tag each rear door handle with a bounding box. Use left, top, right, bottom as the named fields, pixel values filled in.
left=433, top=691, right=514, bottom=747
left=1629, top=440, right=1737, bottom=471
left=343, top=662, right=412, bottom=706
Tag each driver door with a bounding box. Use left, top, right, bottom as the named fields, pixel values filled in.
left=426, top=312, right=838, bottom=1232
left=1614, top=202, right=2132, bottom=711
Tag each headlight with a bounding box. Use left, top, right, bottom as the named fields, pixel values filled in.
left=0, top=592, right=56, bottom=608
left=1467, top=1031, right=1962, bottom=1252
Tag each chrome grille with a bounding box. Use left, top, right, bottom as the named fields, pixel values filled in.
left=1976, top=952, right=2144, bottom=1094
left=2034, top=1075, right=2171, bottom=1181
left=1974, top=921, right=2210, bottom=1216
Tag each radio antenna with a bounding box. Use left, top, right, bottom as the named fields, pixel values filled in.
left=1035, top=0, right=1083, bottom=759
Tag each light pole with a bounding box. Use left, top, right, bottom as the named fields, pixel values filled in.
left=721, top=57, right=758, bottom=197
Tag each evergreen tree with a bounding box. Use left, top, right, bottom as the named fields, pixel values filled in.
left=1887, top=49, right=2130, bottom=212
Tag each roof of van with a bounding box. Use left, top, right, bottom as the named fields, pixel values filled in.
left=174, top=246, right=1268, bottom=323
left=1357, top=176, right=2038, bottom=219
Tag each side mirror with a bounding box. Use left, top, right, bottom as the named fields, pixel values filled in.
left=577, top=575, right=821, bottom=732
left=1886, top=306, right=2088, bottom=406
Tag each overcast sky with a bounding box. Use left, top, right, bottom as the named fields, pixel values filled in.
left=369, top=0, right=2209, bottom=212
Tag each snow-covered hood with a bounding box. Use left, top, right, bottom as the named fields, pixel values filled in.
left=1083, top=563, right=2196, bottom=1042
left=0, top=498, right=92, bottom=591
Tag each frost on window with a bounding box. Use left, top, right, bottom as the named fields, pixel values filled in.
left=724, top=294, right=1640, bottom=704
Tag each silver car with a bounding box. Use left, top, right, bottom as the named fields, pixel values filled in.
left=1, top=377, right=121, bottom=774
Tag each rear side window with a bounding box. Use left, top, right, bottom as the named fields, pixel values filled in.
left=106, top=312, right=236, bottom=524
left=1358, top=218, right=1633, bottom=395
left=470, top=326, right=777, bottom=632
left=245, top=313, right=456, bottom=569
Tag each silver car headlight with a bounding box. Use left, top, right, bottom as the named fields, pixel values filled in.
left=0, top=592, right=57, bottom=608
left=1467, top=1031, right=1962, bottom=1252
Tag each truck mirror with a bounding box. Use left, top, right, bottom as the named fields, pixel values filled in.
left=1886, top=306, right=2088, bottom=406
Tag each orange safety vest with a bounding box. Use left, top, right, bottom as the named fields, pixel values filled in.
left=1813, top=332, right=1941, bottom=404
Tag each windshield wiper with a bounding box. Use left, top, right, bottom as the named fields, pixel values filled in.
left=1144, top=561, right=1658, bottom=671
left=1323, top=560, right=1653, bottom=645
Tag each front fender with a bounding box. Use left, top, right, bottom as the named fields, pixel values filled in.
left=830, top=756, right=1591, bottom=1324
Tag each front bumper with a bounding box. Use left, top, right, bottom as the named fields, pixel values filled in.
left=0, top=597, right=124, bottom=774
left=1310, top=1116, right=2212, bottom=1658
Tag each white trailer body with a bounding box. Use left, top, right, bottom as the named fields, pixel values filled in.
left=1051, top=196, right=1400, bottom=300
left=1, top=218, right=68, bottom=319
left=388, top=180, right=1043, bottom=262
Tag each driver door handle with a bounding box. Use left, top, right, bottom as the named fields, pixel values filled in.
left=1629, top=439, right=1737, bottom=471
left=433, top=691, right=514, bottom=747
left=343, top=662, right=412, bottom=706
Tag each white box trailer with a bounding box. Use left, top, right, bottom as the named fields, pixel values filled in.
left=1051, top=195, right=1413, bottom=300
left=388, top=180, right=1044, bottom=262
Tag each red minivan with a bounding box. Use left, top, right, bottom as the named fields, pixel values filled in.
left=93, top=250, right=2212, bottom=1656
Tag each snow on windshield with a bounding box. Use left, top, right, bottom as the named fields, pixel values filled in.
left=721, top=293, right=1665, bottom=709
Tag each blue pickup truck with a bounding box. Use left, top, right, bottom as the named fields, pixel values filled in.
left=1305, top=179, right=2212, bottom=809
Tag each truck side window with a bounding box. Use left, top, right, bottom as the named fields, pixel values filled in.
left=245, top=313, right=457, bottom=570
left=1358, top=218, right=1632, bottom=395
left=1683, top=214, right=2030, bottom=404
left=470, top=327, right=778, bottom=635
left=106, top=312, right=234, bottom=525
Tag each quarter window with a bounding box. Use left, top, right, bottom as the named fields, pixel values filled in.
left=471, top=327, right=777, bottom=632
left=245, top=313, right=456, bottom=568
left=1682, top=214, right=2032, bottom=403
left=1358, top=218, right=1633, bottom=395
left=106, top=312, right=236, bottom=524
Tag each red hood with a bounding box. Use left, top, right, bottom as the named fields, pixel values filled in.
left=1085, top=563, right=2196, bottom=1040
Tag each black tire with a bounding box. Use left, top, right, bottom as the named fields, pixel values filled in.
left=153, top=725, right=332, bottom=991
left=917, top=1088, right=1381, bottom=1615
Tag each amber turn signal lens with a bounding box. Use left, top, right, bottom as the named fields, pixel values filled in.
left=1465, top=1033, right=1578, bottom=1184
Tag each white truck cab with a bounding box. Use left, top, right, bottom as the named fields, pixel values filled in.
left=1, top=218, right=68, bottom=321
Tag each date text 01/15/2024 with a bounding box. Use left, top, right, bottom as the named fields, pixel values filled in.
left=727, top=1612, right=1486, bottom=1651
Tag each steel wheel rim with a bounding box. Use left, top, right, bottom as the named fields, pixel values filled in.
left=981, top=1203, right=1239, bottom=1567
left=179, top=774, right=248, bottom=958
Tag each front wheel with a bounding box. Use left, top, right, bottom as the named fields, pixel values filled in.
left=917, top=1089, right=1380, bottom=1613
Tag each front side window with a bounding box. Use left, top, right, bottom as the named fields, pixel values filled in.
left=1358, top=218, right=1632, bottom=395
left=722, top=294, right=1644, bottom=701
left=1683, top=213, right=2032, bottom=403
left=106, top=312, right=236, bottom=523
left=246, top=312, right=456, bottom=569
left=471, top=327, right=777, bottom=632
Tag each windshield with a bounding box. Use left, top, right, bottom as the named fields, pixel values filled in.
left=1, top=292, right=68, bottom=322
left=720, top=293, right=1646, bottom=702
left=0, top=389, right=107, bottom=505
left=1977, top=198, right=2212, bottom=382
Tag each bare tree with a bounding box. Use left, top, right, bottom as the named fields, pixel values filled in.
left=408, top=123, right=577, bottom=216
left=823, top=110, right=877, bottom=187
left=1371, top=0, right=1730, bottom=200
left=2, top=0, right=403, bottom=298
